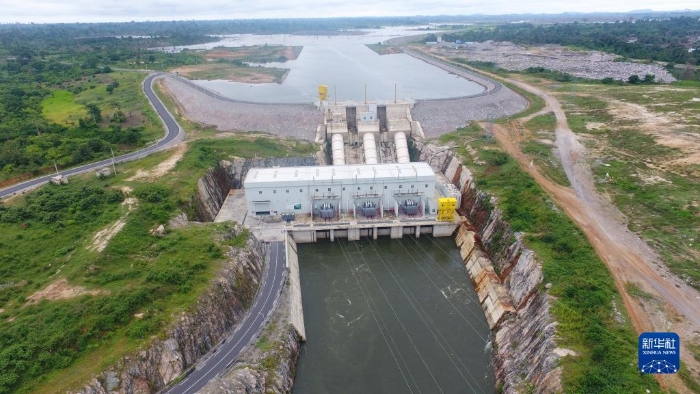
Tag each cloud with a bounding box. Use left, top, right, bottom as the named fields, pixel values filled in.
left=2, top=0, right=699, bottom=23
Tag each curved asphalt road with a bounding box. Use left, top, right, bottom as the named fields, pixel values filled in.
left=166, top=241, right=286, bottom=394
left=0, top=72, right=183, bottom=199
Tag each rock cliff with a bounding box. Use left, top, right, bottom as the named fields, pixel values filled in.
left=193, top=157, right=318, bottom=222
left=415, top=139, right=562, bottom=394
left=73, top=224, right=265, bottom=394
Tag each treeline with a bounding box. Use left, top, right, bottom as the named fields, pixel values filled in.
left=443, top=17, right=700, bottom=65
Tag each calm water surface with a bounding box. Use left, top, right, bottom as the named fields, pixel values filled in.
left=176, top=28, right=484, bottom=103
left=294, top=236, right=495, bottom=394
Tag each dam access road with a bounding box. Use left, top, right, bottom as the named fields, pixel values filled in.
left=166, top=241, right=286, bottom=394
left=0, top=72, right=183, bottom=199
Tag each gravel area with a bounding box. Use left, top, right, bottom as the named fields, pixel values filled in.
left=406, top=50, right=528, bottom=137
left=163, top=59, right=528, bottom=140
left=162, top=75, right=321, bottom=140
left=413, top=89, right=528, bottom=137
left=430, top=41, right=676, bottom=83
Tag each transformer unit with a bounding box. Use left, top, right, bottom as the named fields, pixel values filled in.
left=319, top=202, right=335, bottom=219
left=362, top=201, right=377, bottom=218
left=403, top=199, right=419, bottom=216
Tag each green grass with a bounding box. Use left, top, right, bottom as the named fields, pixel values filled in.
left=521, top=140, right=571, bottom=186
left=524, top=113, right=556, bottom=132
left=40, top=90, right=87, bottom=124
left=591, top=159, right=699, bottom=289
left=561, top=94, right=614, bottom=134
left=441, top=125, right=662, bottom=393
left=624, top=282, right=655, bottom=301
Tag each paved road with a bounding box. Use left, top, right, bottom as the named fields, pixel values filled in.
left=166, top=241, right=287, bottom=394
left=0, top=72, right=183, bottom=199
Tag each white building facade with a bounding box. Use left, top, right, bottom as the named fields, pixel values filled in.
left=244, top=163, right=438, bottom=219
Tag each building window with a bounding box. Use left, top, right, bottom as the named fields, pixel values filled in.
left=425, top=184, right=429, bottom=188
left=370, top=186, right=373, bottom=190
left=343, top=187, right=346, bottom=191
left=411, top=184, right=414, bottom=188
left=286, top=189, right=289, bottom=193
left=328, top=188, right=331, bottom=192
left=384, top=186, right=387, bottom=189
left=273, top=190, right=276, bottom=194
left=399, top=185, right=403, bottom=189
left=258, top=191, right=262, bottom=194
left=315, top=189, right=318, bottom=192
left=357, top=186, right=361, bottom=191
left=300, top=189, right=303, bottom=193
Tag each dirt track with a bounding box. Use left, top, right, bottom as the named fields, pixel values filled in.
left=485, top=76, right=700, bottom=392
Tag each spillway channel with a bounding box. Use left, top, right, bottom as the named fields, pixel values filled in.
left=293, top=236, right=495, bottom=393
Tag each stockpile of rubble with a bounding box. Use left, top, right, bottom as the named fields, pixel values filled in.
left=433, top=41, right=676, bottom=82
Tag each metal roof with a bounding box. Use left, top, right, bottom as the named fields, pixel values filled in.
left=245, top=162, right=435, bottom=187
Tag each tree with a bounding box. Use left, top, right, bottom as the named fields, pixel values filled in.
left=85, top=103, right=102, bottom=123
left=643, top=74, right=655, bottom=83
left=628, top=74, right=640, bottom=84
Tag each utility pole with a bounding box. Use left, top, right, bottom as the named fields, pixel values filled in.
left=110, top=148, right=117, bottom=175
left=53, top=160, right=59, bottom=176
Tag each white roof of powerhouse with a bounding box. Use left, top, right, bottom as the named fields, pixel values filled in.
left=245, top=163, right=435, bottom=187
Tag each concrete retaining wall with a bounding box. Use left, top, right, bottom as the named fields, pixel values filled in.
left=455, top=225, right=514, bottom=328
left=286, top=233, right=306, bottom=341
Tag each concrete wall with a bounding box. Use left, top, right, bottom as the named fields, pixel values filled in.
left=455, top=224, right=514, bottom=328
left=286, top=233, right=306, bottom=341
left=414, top=139, right=562, bottom=394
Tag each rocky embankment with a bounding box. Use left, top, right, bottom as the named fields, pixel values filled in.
left=194, top=156, right=318, bottom=222
left=74, top=224, right=265, bottom=394
left=415, top=140, right=562, bottom=393
left=199, top=284, right=302, bottom=394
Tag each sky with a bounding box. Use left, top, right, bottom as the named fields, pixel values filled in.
left=1, top=0, right=699, bottom=24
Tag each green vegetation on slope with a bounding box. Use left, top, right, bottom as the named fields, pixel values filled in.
left=443, top=125, right=661, bottom=393
left=0, top=133, right=316, bottom=394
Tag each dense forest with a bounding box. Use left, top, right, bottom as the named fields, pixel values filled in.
left=442, top=17, right=700, bottom=65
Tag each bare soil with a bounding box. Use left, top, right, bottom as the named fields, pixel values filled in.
left=26, top=278, right=106, bottom=304
left=88, top=188, right=137, bottom=254
left=604, top=99, right=700, bottom=167
left=127, top=143, right=186, bottom=181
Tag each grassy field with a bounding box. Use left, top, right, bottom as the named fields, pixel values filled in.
left=442, top=125, right=661, bottom=393
left=543, top=82, right=700, bottom=290
left=40, top=90, right=87, bottom=124
left=0, top=132, right=316, bottom=393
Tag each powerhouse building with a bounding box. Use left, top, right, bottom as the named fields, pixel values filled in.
left=244, top=162, right=439, bottom=219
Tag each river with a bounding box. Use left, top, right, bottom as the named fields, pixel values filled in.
left=294, top=236, right=495, bottom=394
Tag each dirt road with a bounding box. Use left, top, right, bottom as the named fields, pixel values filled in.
left=486, top=76, right=700, bottom=391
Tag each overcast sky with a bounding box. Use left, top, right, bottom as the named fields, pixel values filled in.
left=1, top=0, right=699, bottom=24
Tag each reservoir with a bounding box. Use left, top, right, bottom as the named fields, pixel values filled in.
left=180, top=28, right=485, bottom=103
left=293, top=236, right=495, bottom=394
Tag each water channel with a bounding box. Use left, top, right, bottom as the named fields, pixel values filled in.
left=294, top=236, right=495, bottom=394
left=173, top=28, right=484, bottom=103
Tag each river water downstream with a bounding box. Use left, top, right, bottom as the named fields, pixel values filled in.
left=293, top=236, right=495, bottom=394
